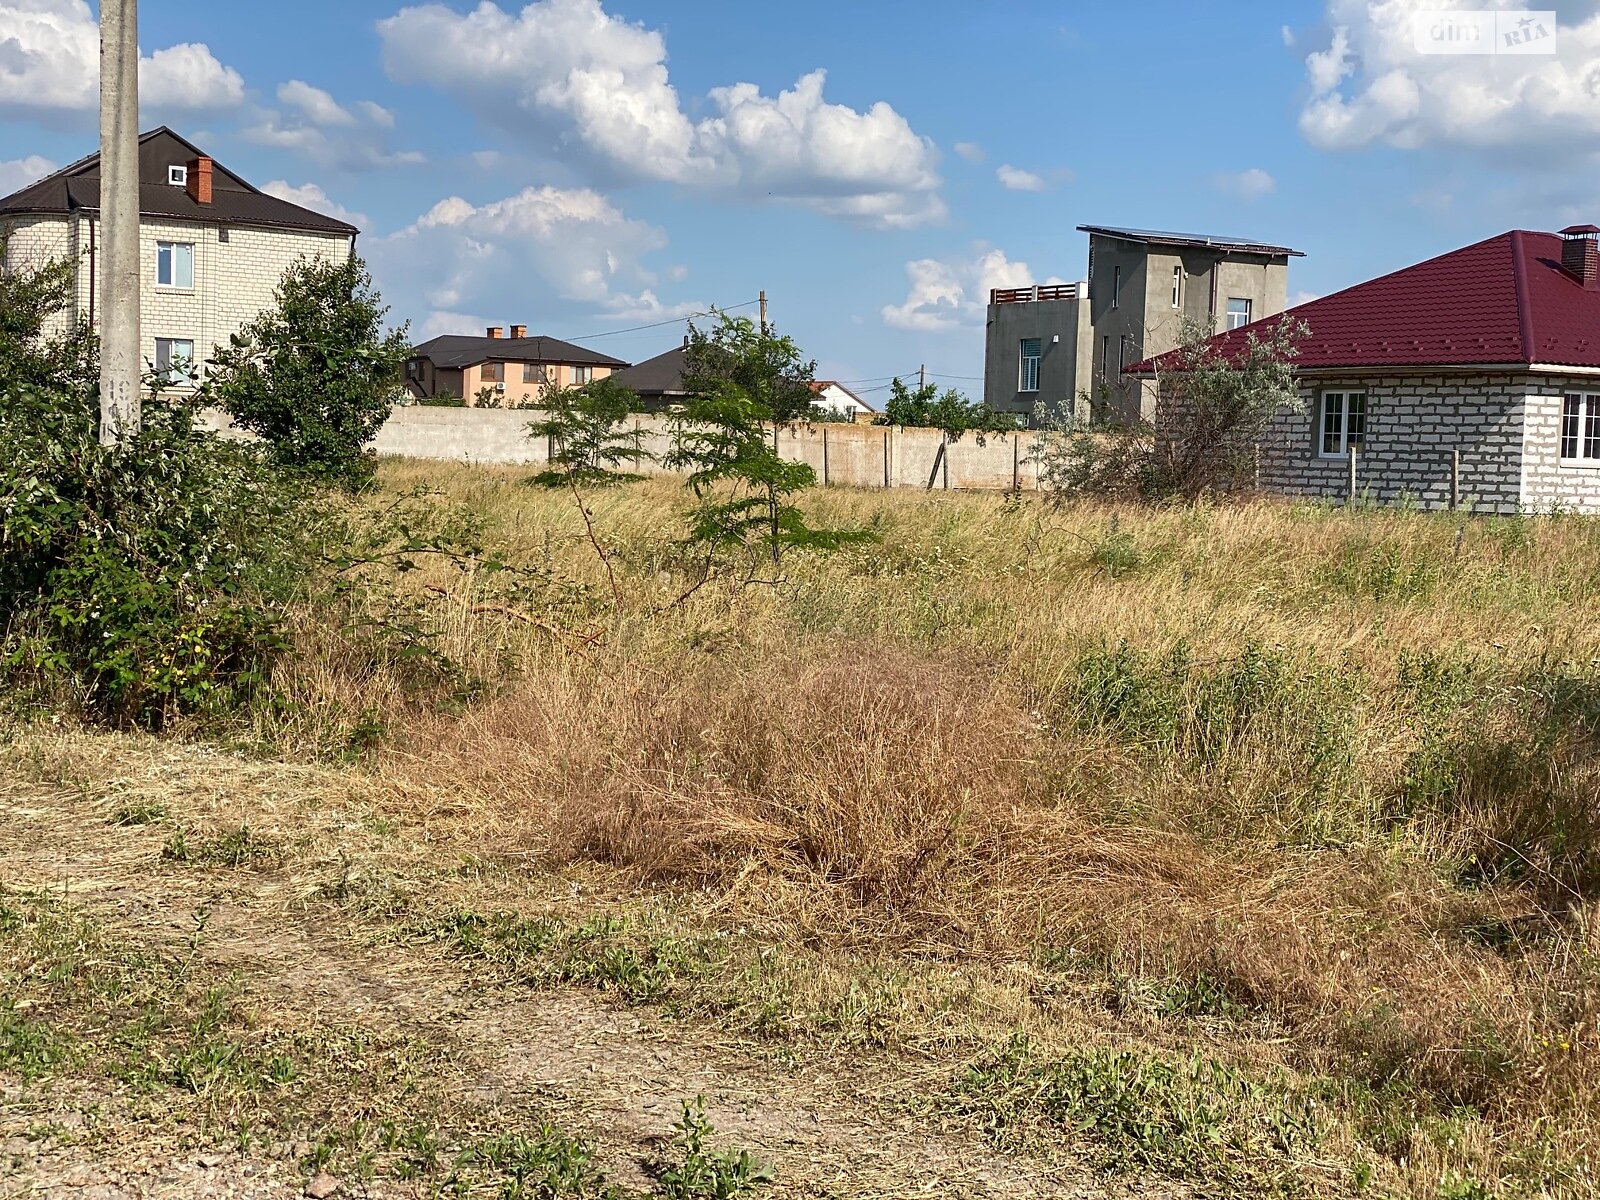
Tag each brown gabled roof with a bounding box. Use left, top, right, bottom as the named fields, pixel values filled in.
left=0, top=127, right=358, bottom=236
left=1127, top=228, right=1600, bottom=377
left=410, top=334, right=628, bottom=370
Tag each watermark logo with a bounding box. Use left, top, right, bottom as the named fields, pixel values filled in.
left=1413, top=10, right=1557, bottom=55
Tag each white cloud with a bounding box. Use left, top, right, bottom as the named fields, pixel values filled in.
left=0, top=2, right=242, bottom=116
left=1289, top=290, right=1322, bottom=307
left=1281, top=24, right=1297, bottom=48
left=0, top=153, right=54, bottom=194
left=1212, top=167, right=1277, bottom=199
left=243, top=81, right=424, bottom=170
left=953, top=141, right=985, bottom=163
left=367, top=184, right=685, bottom=335
left=260, top=180, right=369, bottom=230
left=996, top=164, right=1048, bottom=192
left=881, top=247, right=1065, bottom=332
left=378, top=0, right=945, bottom=229
left=1299, top=1, right=1600, bottom=155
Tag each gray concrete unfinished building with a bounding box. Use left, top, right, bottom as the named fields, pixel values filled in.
left=985, top=226, right=1302, bottom=425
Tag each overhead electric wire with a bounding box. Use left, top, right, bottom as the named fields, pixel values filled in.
left=560, top=298, right=760, bottom=344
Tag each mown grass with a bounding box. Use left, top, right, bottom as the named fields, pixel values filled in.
left=10, top=463, right=1600, bottom=1198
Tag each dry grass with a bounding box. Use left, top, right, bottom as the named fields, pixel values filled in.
left=14, top=461, right=1600, bottom=1197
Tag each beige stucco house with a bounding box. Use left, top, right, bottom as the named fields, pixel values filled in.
left=406, top=328, right=627, bottom=406
left=0, top=127, right=357, bottom=385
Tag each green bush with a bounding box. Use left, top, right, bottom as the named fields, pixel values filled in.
left=0, top=387, right=316, bottom=729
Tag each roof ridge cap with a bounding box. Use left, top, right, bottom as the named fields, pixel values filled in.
left=1510, top=230, right=1536, bottom=365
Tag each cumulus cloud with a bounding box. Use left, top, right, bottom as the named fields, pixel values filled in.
left=0, top=153, right=54, bottom=194
left=378, top=0, right=945, bottom=229
left=260, top=180, right=369, bottom=230
left=243, top=81, right=424, bottom=170
left=366, top=185, right=688, bottom=335
left=881, top=247, right=1065, bottom=332
left=1298, top=1, right=1600, bottom=156
left=953, top=141, right=986, bottom=163
left=0, top=1, right=242, bottom=117
left=1212, top=167, right=1277, bottom=199
left=996, top=164, right=1048, bottom=192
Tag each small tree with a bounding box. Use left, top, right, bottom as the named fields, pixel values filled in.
left=209, top=254, right=410, bottom=486
left=667, top=314, right=867, bottom=569
left=1152, top=315, right=1308, bottom=497
left=681, top=312, right=820, bottom=423
left=878, top=377, right=1013, bottom=440
left=0, top=231, right=98, bottom=395
left=527, top=376, right=652, bottom=488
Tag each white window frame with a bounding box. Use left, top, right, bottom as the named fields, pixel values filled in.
left=1319, top=390, right=1367, bottom=458
left=1018, top=338, right=1041, bottom=393
left=1171, top=265, right=1183, bottom=309
left=573, top=365, right=594, bottom=386
left=154, top=337, right=195, bottom=386
left=1560, top=392, right=1600, bottom=463
left=1226, top=297, right=1253, bottom=330
left=156, top=241, right=194, bottom=289
left=168, top=164, right=187, bottom=187
left=1112, top=265, right=1121, bottom=310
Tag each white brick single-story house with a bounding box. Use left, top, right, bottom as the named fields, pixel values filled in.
left=1130, top=225, right=1600, bottom=514
left=0, top=127, right=357, bottom=385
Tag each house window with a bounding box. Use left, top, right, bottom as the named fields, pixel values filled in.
left=1561, top=393, right=1600, bottom=461
left=156, top=241, right=194, bottom=289
left=573, top=365, right=594, bottom=386
left=1226, top=297, right=1253, bottom=330
left=1100, top=334, right=1109, bottom=381
left=481, top=362, right=504, bottom=383
left=1112, top=265, right=1121, bottom=310
left=1118, top=335, right=1130, bottom=373
left=524, top=362, right=548, bottom=385
left=1320, top=391, right=1367, bottom=457
left=1171, top=266, right=1183, bottom=309
left=405, top=360, right=420, bottom=379
left=1019, top=338, right=1041, bottom=392
left=1087, top=244, right=1095, bottom=283
left=218, top=227, right=229, bottom=243
left=154, top=338, right=195, bottom=386
left=168, top=165, right=187, bottom=187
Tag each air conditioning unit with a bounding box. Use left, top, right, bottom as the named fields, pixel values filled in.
left=495, top=382, right=506, bottom=392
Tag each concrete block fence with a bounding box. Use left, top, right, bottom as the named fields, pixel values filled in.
left=201, top=406, right=1043, bottom=492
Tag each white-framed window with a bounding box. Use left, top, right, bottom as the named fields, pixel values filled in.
left=156, top=241, right=194, bottom=289
left=1226, top=297, right=1253, bottom=330
left=1171, top=265, right=1183, bottom=309
left=154, top=338, right=195, bottom=386
left=168, top=164, right=187, bottom=187
left=1118, top=335, right=1130, bottom=374
left=1100, top=334, right=1109, bottom=382
left=1019, top=338, right=1041, bottom=392
left=573, top=365, right=594, bottom=386
left=1319, top=391, right=1367, bottom=458
left=1560, top=393, right=1600, bottom=462
left=1112, top=265, right=1121, bottom=310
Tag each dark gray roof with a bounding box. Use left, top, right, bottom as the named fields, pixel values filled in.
left=0, top=127, right=358, bottom=236
left=608, top=344, right=688, bottom=396
left=410, top=334, right=628, bottom=370
left=1077, top=224, right=1303, bottom=258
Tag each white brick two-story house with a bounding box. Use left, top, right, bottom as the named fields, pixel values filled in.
left=1130, top=225, right=1600, bottom=514
left=0, top=127, right=357, bottom=384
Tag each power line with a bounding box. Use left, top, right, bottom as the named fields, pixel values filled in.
left=560, top=299, right=760, bottom=344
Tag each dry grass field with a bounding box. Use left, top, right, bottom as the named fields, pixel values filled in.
left=5, top=462, right=1599, bottom=1199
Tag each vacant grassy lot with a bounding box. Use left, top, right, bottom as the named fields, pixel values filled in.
left=4, top=463, right=1598, bottom=1199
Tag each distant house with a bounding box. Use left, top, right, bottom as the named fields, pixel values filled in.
left=1128, top=225, right=1600, bottom=514
left=984, top=225, right=1303, bottom=425
left=810, top=381, right=879, bottom=422
left=0, top=126, right=357, bottom=384
left=607, top=343, right=690, bottom=409
left=406, top=326, right=627, bottom=406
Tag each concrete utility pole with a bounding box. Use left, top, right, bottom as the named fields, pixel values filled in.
left=758, top=290, right=768, bottom=333
left=98, top=0, right=141, bottom=445
left=919, top=364, right=926, bottom=390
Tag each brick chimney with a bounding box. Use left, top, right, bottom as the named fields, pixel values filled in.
left=486, top=326, right=503, bottom=339
left=509, top=324, right=527, bottom=339
left=185, top=156, right=213, bottom=206
left=1560, top=225, right=1600, bottom=289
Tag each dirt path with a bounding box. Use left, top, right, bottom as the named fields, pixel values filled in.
left=0, top=738, right=1130, bottom=1200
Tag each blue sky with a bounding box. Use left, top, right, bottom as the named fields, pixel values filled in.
left=2, top=1, right=1598, bottom=394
